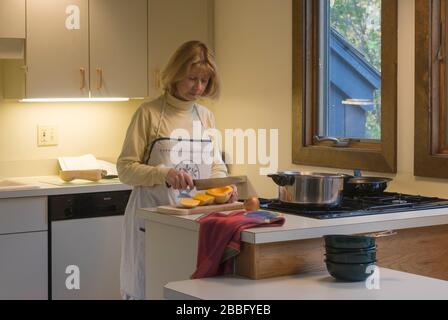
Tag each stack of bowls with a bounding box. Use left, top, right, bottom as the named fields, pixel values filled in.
left=323, top=234, right=377, bottom=282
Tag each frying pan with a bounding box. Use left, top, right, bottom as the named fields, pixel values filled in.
left=339, top=173, right=392, bottom=197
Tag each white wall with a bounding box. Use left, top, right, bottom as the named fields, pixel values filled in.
left=0, top=99, right=141, bottom=177
left=213, top=0, right=448, bottom=199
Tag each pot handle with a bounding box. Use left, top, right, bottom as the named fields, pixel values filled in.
left=364, top=230, right=397, bottom=238
left=267, top=174, right=295, bottom=187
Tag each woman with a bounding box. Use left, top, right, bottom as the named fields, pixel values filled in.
left=117, top=40, right=237, bottom=300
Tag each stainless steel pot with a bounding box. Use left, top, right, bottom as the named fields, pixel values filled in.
left=267, top=172, right=344, bottom=207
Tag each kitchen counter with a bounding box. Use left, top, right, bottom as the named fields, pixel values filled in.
left=137, top=205, right=448, bottom=299
left=0, top=175, right=132, bottom=199
left=137, top=205, right=448, bottom=244
left=164, top=267, right=448, bottom=300
left=0, top=175, right=247, bottom=199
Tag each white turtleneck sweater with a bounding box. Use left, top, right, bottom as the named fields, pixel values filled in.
left=117, top=93, right=228, bottom=187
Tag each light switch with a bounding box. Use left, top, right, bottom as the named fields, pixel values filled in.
left=37, top=125, right=58, bottom=146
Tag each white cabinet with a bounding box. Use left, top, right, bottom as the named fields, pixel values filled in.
left=26, top=0, right=89, bottom=98
left=148, top=0, right=214, bottom=98
left=25, top=0, right=148, bottom=98
left=0, top=0, right=25, bottom=38
left=0, top=196, right=47, bottom=234
left=0, top=197, right=48, bottom=300
left=3, top=0, right=213, bottom=99
left=0, top=0, right=25, bottom=98
left=89, top=0, right=148, bottom=98
left=0, top=232, right=48, bottom=300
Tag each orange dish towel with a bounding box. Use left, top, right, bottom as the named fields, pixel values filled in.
left=191, top=210, right=285, bottom=279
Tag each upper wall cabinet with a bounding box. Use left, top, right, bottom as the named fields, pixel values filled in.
left=148, top=0, right=214, bottom=98
left=89, top=0, right=148, bottom=98
left=26, top=0, right=148, bottom=98
left=26, top=0, right=89, bottom=98
left=0, top=0, right=25, bottom=59
left=0, top=0, right=25, bottom=38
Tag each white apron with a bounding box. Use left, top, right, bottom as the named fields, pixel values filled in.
left=120, top=100, right=213, bottom=300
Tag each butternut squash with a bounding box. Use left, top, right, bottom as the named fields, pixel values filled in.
left=179, top=198, right=200, bottom=208
left=192, top=193, right=215, bottom=206
left=206, top=186, right=233, bottom=204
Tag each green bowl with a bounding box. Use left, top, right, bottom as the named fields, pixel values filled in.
left=325, top=250, right=376, bottom=264
left=325, top=260, right=377, bottom=282
left=325, top=245, right=377, bottom=254
left=324, top=234, right=375, bottom=249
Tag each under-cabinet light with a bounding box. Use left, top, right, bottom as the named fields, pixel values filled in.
left=19, top=97, right=131, bottom=102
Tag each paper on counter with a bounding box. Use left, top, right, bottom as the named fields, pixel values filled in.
left=97, top=159, right=118, bottom=176
left=58, top=154, right=118, bottom=176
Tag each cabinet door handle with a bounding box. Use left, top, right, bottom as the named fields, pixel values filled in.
left=96, top=68, right=103, bottom=90
left=80, top=67, right=86, bottom=90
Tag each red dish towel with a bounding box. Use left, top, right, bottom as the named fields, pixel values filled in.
left=191, top=209, right=285, bottom=279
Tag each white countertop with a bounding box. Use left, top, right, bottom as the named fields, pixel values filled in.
left=164, top=268, right=448, bottom=300
left=137, top=205, right=448, bottom=244
left=0, top=175, right=132, bottom=199
left=0, top=175, right=247, bottom=199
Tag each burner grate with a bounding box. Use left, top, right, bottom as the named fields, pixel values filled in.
left=259, top=192, right=448, bottom=219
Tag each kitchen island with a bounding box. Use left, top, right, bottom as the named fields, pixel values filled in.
left=137, top=205, right=448, bottom=299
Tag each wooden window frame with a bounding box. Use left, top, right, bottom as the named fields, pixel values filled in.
left=292, top=0, right=398, bottom=173
left=415, top=0, right=448, bottom=178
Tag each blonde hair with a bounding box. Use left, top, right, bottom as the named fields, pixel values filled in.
left=161, top=40, right=220, bottom=99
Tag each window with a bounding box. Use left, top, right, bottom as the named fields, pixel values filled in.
left=415, top=0, right=448, bottom=178
left=292, top=0, right=397, bottom=173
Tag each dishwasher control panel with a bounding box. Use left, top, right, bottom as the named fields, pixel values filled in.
left=48, top=190, right=131, bottom=221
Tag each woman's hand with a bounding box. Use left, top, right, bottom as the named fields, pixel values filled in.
left=228, top=184, right=238, bottom=203
left=166, top=168, right=194, bottom=190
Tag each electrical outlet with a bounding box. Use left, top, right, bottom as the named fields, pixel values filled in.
left=38, top=125, right=58, bottom=146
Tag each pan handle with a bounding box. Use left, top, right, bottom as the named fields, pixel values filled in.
left=364, top=230, right=397, bottom=238
left=267, top=173, right=295, bottom=187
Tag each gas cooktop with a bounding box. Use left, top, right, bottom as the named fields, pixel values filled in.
left=259, top=192, right=448, bottom=219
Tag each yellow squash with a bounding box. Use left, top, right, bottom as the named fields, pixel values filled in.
left=179, top=198, right=200, bottom=208
left=206, top=186, right=233, bottom=204
left=192, top=193, right=215, bottom=206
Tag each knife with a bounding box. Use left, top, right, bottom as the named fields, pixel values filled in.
left=193, top=176, right=244, bottom=190
left=165, top=176, right=243, bottom=190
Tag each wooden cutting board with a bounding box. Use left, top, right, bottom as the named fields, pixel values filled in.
left=156, top=201, right=245, bottom=216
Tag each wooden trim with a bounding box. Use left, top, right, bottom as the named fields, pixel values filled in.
left=440, top=1, right=446, bottom=153
left=415, top=0, right=448, bottom=178
left=375, top=224, right=448, bottom=281
left=310, top=1, right=319, bottom=146
left=236, top=238, right=325, bottom=280
left=431, top=0, right=442, bottom=153
left=292, top=0, right=397, bottom=173
left=292, top=0, right=304, bottom=150
left=235, top=224, right=448, bottom=281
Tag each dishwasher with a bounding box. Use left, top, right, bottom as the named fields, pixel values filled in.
left=48, top=190, right=131, bottom=300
